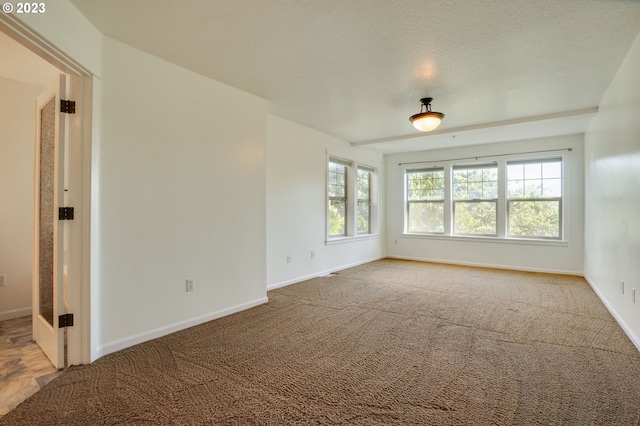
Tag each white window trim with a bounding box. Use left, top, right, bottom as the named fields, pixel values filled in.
left=357, top=166, right=373, bottom=234
left=452, top=163, right=499, bottom=237
left=403, top=155, right=567, bottom=243
left=505, top=158, right=563, bottom=240
left=405, top=167, right=445, bottom=234
left=326, top=154, right=380, bottom=244
left=328, top=158, right=350, bottom=237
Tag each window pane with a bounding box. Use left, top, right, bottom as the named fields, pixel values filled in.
left=507, top=179, right=524, bottom=198
left=453, top=170, right=467, bottom=184
left=328, top=163, right=346, bottom=197
left=453, top=182, right=468, bottom=199
left=408, top=202, right=444, bottom=233
left=507, top=159, right=563, bottom=239
left=524, top=163, right=542, bottom=179
left=508, top=160, right=562, bottom=198
left=468, top=183, right=483, bottom=200
left=357, top=169, right=371, bottom=234
left=484, top=181, right=498, bottom=199
left=454, top=201, right=497, bottom=235
left=328, top=184, right=342, bottom=198
left=329, top=200, right=346, bottom=236
left=542, top=178, right=562, bottom=197
left=357, top=201, right=370, bottom=233
left=509, top=201, right=560, bottom=238
left=468, top=169, right=482, bottom=182
left=453, top=165, right=497, bottom=200
left=484, top=168, right=498, bottom=181
left=407, top=170, right=444, bottom=201
left=328, top=161, right=347, bottom=237
left=525, top=180, right=542, bottom=197
left=357, top=169, right=370, bottom=200
left=542, top=162, right=562, bottom=179
left=507, top=164, right=524, bottom=180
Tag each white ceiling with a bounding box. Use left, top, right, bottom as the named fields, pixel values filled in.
left=0, top=31, right=60, bottom=88
left=64, top=1, right=640, bottom=152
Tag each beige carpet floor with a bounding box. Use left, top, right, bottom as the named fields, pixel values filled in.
left=2, top=259, right=640, bottom=425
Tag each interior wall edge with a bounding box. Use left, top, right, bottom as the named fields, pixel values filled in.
left=96, top=297, right=269, bottom=358
left=266, top=255, right=385, bottom=291
left=584, top=275, right=640, bottom=352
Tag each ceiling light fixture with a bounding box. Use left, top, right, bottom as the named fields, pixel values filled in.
left=409, top=97, right=445, bottom=132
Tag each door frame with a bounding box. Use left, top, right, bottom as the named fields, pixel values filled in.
left=0, top=16, right=93, bottom=365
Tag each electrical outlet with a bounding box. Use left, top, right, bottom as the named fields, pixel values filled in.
left=311, top=251, right=315, bottom=259
left=633, top=288, right=636, bottom=304
left=621, top=280, right=625, bottom=294
left=287, top=255, right=292, bottom=263
left=0, top=274, right=5, bottom=287
left=186, top=278, right=195, bottom=292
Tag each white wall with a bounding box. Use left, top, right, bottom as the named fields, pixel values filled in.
left=0, top=78, right=42, bottom=320
left=96, top=38, right=268, bottom=355
left=385, top=135, right=585, bottom=275
left=16, top=2, right=270, bottom=359
left=266, top=115, right=384, bottom=289
left=584, top=31, right=640, bottom=349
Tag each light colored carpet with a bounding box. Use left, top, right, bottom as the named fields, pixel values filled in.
left=3, top=259, right=640, bottom=425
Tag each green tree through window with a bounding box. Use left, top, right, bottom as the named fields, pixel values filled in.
left=406, top=168, right=445, bottom=233
left=328, top=161, right=347, bottom=236
left=507, top=159, right=562, bottom=239
left=453, top=165, right=498, bottom=236
left=357, top=168, right=371, bottom=234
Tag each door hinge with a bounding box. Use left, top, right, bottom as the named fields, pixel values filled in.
left=60, top=99, right=76, bottom=114
left=58, top=207, right=75, bottom=220
left=58, top=313, right=74, bottom=328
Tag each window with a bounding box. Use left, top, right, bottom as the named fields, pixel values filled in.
left=507, top=159, right=562, bottom=239
left=406, top=168, right=444, bottom=233
left=328, top=160, right=348, bottom=237
left=357, top=167, right=372, bottom=234
left=404, top=157, right=564, bottom=241
left=453, top=164, right=498, bottom=236
left=327, top=157, right=378, bottom=240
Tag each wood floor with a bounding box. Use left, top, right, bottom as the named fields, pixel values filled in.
left=0, top=316, right=61, bottom=417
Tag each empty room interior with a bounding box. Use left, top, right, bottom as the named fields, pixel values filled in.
left=1, top=1, right=640, bottom=424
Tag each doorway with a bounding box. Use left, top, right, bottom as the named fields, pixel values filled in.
left=0, top=16, right=92, bottom=370
left=0, top=30, right=66, bottom=416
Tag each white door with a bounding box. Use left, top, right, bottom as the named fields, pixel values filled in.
left=33, top=74, right=69, bottom=369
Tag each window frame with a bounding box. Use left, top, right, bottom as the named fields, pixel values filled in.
left=327, top=156, right=379, bottom=243
left=506, top=158, right=563, bottom=240
left=452, top=164, right=498, bottom=237
left=357, top=166, right=373, bottom=234
left=403, top=156, right=565, bottom=242
left=328, top=158, right=349, bottom=238
left=405, top=167, right=445, bottom=234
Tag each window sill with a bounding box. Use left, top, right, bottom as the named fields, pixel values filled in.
left=401, top=233, right=569, bottom=247
left=326, top=234, right=380, bottom=246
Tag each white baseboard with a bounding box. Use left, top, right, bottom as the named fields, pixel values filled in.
left=267, top=256, right=384, bottom=291
left=97, top=297, right=269, bottom=358
left=0, top=307, right=32, bottom=322
left=584, top=275, right=640, bottom=352
left=386, top=255, right=583, bottom=276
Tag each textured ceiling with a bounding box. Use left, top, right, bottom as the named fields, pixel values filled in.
left=70, top=0, right=640, bottom=152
